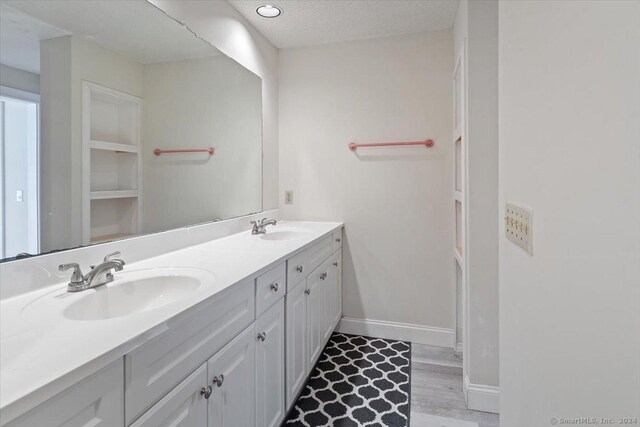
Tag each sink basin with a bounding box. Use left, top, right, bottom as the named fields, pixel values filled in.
left=64, top=274, right=201, bottom=321
left=259, top=230, right=310, bottom=241
left=21, top=267, right=215, bottom=322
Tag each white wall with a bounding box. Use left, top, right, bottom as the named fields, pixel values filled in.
left=142, top=56, right=262, bottom=233
left=0, top=64, right=39, bottom=94
left=279, top=32, right=455, bottom=336
left=499, top=1, right=640, bottom=425
left=149, top=0, right=279, bottom=211
left=453, top=0, right=500, bottom=397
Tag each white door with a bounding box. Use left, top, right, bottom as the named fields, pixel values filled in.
left=0, top=90, right=39, bottom=258
left=285, top=281, right=307, bottom=409
left=255, top=299, right=285, bottom=427
left=131, top=364, right=208, bottom=427
left=306, top=267, right=325, bottom=368
left=208, top=325, right=256, bottom=427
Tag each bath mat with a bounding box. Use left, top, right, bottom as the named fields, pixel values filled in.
left=285, top=333, right=411, bottom=427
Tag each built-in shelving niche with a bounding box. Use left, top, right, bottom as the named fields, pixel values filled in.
left=455, top=137, right=462, bottom=192
left=82, top=81, right=142, bottom=245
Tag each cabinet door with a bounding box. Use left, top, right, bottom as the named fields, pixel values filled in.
left=306, top=267, right=325, bottom=368
left=208, top=325, right=256, bottom=427
left=331, top=249, right=343, bottom=329
left=131, top=365, right=208, bottom=427
left=6, top=359, right=124, bottom=427
left=285, top=279, right=307, bottom=410
left=255, top=299, right=285, bottom=427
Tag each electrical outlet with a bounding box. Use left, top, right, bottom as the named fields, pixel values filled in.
left=505, top=202, right=532, bottom=255
left=285, top=190, right=293, bottom=205
left=16, top=190, right=23, bottom=202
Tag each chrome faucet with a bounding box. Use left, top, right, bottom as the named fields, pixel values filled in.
left=59, top=251, right=125, bottom=292
left=250, top=218, right=277, bottom=234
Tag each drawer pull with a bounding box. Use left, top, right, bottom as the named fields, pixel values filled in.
left=333, top=262, right=338, bottom=267
left=270, top=282, right=279, bottom=292
left=296, top=265, right=303, bottom=273
left=201, top=386, right=213, bottom=399
left=336, top=238, right=341, bottom=243
left=304, top=289, right=311, bottom=295
left=213, top=374, right=224, bottom=387
left=320, top=272, right=327, bottom=280
left=257, top=332, right=267, bottom=342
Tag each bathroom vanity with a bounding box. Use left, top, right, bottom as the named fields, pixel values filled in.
left=0, top=222, right=343, bottom=427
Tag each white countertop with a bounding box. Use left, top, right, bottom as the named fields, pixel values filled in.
left=0, top=221, right=342, bottom=424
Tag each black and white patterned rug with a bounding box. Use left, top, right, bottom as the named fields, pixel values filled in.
left=285, top=333, right=411, bottom=427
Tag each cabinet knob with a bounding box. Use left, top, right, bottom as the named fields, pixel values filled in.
left=304, top=289, right=311, bottom=295
left=257, top=332, right=267, bottom=342
left=212, top=374, right=224, bottom=387
left=270, top=282, right=279, bottom=292
left=336, top=238, right=341, bottom=243
left=200, top=385, right=213, bottom=399
left=320, top=272, right=327, bottom=280
left=296, top=265, right=303, bottom=273
left=333, top=262, right=338, bottom=267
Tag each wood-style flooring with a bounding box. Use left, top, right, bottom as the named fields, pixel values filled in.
left=410, top=344, right=499, bottom=427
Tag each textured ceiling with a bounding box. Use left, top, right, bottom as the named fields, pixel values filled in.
left=227, top=0, right=459, bottom=48
left=2, top=0, right=219, bottom=74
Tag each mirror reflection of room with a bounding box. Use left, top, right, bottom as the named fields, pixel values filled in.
left=0, top=1, right=262, bottom=260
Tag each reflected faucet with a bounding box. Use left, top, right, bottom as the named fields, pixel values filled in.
left=59, top=251, right=125, bottom=292
left=251, top=218, right=277, bottom=235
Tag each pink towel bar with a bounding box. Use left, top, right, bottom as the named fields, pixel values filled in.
left=154, top=147, right=215, bottom=156
left=348, top=139, right=434, bottom=151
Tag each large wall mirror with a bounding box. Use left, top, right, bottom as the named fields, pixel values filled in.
left=0, top=0, right=263, bottom=261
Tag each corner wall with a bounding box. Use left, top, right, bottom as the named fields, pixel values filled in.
left=279, top=31, right=455, bottom=344
left=499, top=1, right=640, bottom=424
left=453, top=0, right=500, bottom=411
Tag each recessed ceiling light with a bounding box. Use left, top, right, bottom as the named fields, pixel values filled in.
left=256, top=4, right=281, bottom=18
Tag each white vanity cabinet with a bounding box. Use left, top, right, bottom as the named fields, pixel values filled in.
left=6, top=359, right=124, bottom=427
left=284, top=233, right=343, bottom=411
left=125, top=282, right=255, bottom=425
left=207, top=325, right=256, bottom=427
left=255, top=299, right=286, bottom=427
left=4, top=227, right=343, bottom=427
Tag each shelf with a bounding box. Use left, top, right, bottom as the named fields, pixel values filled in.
left=90, top=140, right=138, bottom=154
left=90, top=190, right=138, bottom=200
left=90, top=232, right=134, bottom=244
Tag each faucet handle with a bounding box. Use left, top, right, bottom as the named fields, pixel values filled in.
left=104, top=251, right=121, bottom=262
left=59, top=263, right=84, bottom=284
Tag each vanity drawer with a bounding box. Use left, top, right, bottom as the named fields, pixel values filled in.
left=124, top=282, right=254, bottom=425
left=332, top=228, right=343, bottom=252
left=286, top=236, right=332, bottom=291
left=256, top=262, right=286, bottom=316
left=306, top=235, right=333, bottom=274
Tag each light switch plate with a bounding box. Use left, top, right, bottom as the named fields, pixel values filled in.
left=284, top=190, right=293, bottom=205
left=505, top=203, right=532, bottom=255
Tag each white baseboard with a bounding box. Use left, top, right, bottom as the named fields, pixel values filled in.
left=337, top=317, right=455, bottom=348
left=464, top=374, right=499, bottom=414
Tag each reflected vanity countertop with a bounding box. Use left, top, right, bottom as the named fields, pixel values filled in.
left=0, top=220, right=343, bottom=424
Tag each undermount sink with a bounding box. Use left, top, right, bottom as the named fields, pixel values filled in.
left=259, top=230, right=310, bottom=241
left=22, top=267, right=215, bottom=322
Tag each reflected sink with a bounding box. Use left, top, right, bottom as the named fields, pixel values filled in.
left=22, top=267, right=215, bottom=322
left=259, top=230, right=310, bottom=241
